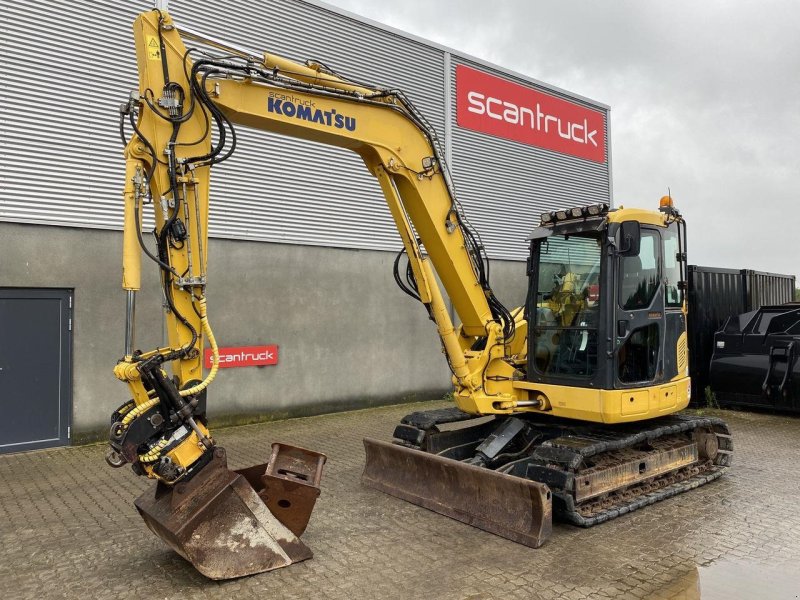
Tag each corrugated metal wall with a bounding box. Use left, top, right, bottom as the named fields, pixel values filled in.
left=743, top=270, right=797, bottom=308
left=687, top=266, right=746, bottom=403
left=0, top=0, right=610, bottom=260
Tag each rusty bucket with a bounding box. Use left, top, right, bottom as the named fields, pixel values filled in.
left=362, top=438, right=552, bottom=547
left=236, top=443, right=327, bottom=537
left=135, top=444, right=326, bottom=580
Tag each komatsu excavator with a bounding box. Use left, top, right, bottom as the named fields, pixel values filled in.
left=109, top=7, right=732, bottom=579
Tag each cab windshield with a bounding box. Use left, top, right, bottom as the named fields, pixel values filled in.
left=531, top=233, right=602, bottom=378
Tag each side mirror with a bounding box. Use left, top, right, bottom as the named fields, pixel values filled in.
left=618, top=220, right=641, bottom=256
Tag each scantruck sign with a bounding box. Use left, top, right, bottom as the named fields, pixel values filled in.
left=204, top=345, right=279, bottom=369
left=456, top=65, right=606, bottom=163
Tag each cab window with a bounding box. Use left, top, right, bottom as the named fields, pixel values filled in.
left=619, top=230, right=660, bottom=310
left=663, top=224, right=682, bottom=307
left=531, top=233, right=602, bottom=379
left=619, top=323, right=659, bottom=383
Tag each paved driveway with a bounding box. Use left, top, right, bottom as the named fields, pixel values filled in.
left=1, top=402, right=799, bottom=599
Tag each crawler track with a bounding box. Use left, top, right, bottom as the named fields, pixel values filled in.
left=392, top=409, right=732, bottom=528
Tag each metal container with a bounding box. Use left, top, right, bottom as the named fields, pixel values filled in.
left=743, top=270, right=797, bottom=309
left=687, top=266, right=746, bottom=404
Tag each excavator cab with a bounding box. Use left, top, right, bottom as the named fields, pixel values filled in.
left=364, top=199, right=731, bottom=544
left=527, top=201, right=688, bottom=398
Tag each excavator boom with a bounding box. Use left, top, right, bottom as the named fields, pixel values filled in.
left=111, top=8, right=541, bottom=577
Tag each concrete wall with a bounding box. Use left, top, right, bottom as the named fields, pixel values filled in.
left=486, top=258, right=529, bottom=312
left=0, top=222, right=528, bottom=442
left=2, top=223, right=164, bottom=441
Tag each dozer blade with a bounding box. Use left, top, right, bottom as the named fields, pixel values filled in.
left=135, top=445, right=325, bottom=580
left=361, top=438, right=552, bottom=547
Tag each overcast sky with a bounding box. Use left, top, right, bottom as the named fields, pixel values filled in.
left=326, top=0, right=799, bottom=280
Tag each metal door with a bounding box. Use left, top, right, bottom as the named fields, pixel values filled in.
left=0, top=288, right=72, bottom=453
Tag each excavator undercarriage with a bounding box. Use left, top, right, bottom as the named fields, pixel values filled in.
left=363, top=407, right=732, bottom=545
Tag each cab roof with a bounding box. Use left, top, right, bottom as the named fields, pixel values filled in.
left=606, top=206, right=669, bottom=227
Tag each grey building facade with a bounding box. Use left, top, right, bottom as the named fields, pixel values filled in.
left=0, top=0, right=611, bottom=449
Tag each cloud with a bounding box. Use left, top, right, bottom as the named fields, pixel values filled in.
left=327, top=0, right=800, bottom=280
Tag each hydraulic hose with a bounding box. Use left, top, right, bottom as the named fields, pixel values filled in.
left=179, top=296, right=219, bottom=397
left=139, top=439, right=169, bottom=463
left=121, top=397, right=160, bottom=427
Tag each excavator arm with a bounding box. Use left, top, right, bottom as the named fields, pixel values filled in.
left=110, top=8, right=530, bottom=483
left=208, top=60, right=531, bottom=410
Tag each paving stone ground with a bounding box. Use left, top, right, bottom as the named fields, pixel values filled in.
left=2, top=401, right=800, bottom=599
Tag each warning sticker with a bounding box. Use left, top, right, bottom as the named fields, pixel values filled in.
left=146, top=35, right=161, bottom=60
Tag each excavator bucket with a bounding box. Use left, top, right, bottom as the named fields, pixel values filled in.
left=361, top=438, right=552, bottom=547
left=135, top=444, right=326, bottom=580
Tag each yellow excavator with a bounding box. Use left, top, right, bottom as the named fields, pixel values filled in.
left=108, top=7, right=733, bottom=580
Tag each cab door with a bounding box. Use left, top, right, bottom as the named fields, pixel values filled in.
left=615, top=228, right=666, bottom=389
left=661, top=222, right=688, bottom=383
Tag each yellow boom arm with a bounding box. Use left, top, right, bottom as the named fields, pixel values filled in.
left=112, top=9, right=532, bottom=482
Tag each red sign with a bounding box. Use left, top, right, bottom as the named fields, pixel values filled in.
left=456, top=65, right=606, bottom=163
left=204, top=345, right=279, bottom=369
